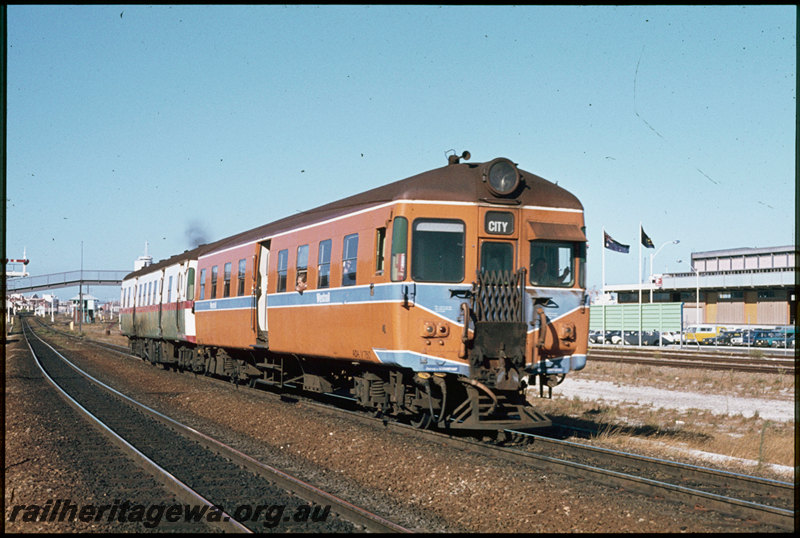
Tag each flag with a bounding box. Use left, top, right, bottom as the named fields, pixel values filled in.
left=604, top=231, right=629, bottom=253
left=641, top=226, right=655, bottom=249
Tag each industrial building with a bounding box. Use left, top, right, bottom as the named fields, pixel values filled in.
left=605, top=245, right=797, bottom=327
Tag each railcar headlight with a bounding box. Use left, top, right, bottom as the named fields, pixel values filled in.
left=484, top=158, right=520, bottom=196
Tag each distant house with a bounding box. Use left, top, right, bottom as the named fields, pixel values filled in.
left=69, top=293, right=99, bottom=323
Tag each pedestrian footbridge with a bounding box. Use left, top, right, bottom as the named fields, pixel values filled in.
left=5, top=270, right=129, bottom=293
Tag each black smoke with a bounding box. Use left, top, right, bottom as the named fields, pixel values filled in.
left=185, top=220, right=210, bottom=249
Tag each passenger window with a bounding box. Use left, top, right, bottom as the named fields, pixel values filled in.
left=529, top=241, right=574, bottom=288
left=211, top=266, right=218, bottom=298
left=237, top=259, right=246, bottom=296
left=318, top=239, right=332, bottom=289
left=375, top=227, right=386, bottom=275
left=276, top=249, right=288, bottom=292
left=187, top=268, right=195, bottom=300
left=342, top=233, right=359, bottom=286
left=411, top=219, right=465, bottom=283
left=480, top=241, right=514, bottom=274
left=223, top=263, right=232, bottom=298
left=199, top=269, right=206, bottom=300
left=390, top=217, right=408, bottom=282
left=168, top=276, right=173, bottom=303
left=296, top=245, right=309, bottom=292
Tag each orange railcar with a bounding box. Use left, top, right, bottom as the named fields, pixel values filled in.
left=123, top=153, right=588, bottom=432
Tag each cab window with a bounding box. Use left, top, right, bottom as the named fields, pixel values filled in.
left=480, top=242, right=514, bottom=274
left=412, top=219, right=465, bottom=283
left=529, top=241, right=574, bottom=287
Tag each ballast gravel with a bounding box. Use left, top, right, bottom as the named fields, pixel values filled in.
left=4, top=326, right=787, bottom=533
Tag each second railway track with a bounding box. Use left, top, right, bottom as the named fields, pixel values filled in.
left=21, top=319, right=410, bottom=533
left=587, top=345, right=795, bottom=374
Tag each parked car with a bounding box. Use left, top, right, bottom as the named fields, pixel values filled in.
left=684, top=325, right=726, bottom=345
left=597, top=330, right=622, bottom=344
left=622, top=330, right=660, bottom=346
left=714, top=330, right=742, bottom=346
left=588, top=330, right=606, bottom=344
left=730, top=329, right=755, bottom=346
left=658, top=331, right=680, bottom=345
left=753, top=330, right=786, bottom=348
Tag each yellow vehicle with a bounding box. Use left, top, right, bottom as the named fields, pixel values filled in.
left=684, top=325, right=726, bottom=345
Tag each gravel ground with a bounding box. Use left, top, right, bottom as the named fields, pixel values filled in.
left=552, top=377, right=796, bottom=423
left=4, top=326, right=216, bottom=533
left=5, top=322, right=787, bottom=533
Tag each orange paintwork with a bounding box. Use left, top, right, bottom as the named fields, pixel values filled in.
left=189, top=197, right=587, bottom=373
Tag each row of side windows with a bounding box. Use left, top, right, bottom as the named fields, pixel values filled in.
left=276, top=233, right=363, bottom=293
left=198, top=259, right=248, bottom=300
left=122, top=269, right=196, bottom=308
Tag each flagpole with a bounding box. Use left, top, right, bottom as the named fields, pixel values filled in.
left=638, top=222, right=642, bottom=346
left=601, top=226, right=606, bottom=346
left=601, top=226, right=606, bottom=299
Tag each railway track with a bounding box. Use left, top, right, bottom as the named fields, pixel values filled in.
left=273, top=394, right=795, bottom=530
left=587, top=346, right=795, bottom=374
left=511, top=430, right=795, bottom=529
left=27, top=318, right=795, bottom=531
left=297, top=402, right=795, bottom=530
left=21, top=319, right=410, bottom=533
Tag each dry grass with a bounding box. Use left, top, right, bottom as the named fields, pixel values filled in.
left=534, top=361, right=795, bottom=479
left=578, top=360, right=794, bottom=400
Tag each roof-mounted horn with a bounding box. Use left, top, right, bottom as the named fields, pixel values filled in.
left=446, top=150, right=471, bottom=165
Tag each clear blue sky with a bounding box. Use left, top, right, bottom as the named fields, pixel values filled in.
left=6, top=5, right=796, bottom=301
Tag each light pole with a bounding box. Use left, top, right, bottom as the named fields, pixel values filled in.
left=79, top=241, right=83, bottom=334
left=677, top=259, right=700, bottom=326
left=650, top=240, right=680, bottom=302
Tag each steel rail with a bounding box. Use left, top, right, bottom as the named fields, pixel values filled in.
left=269, top=397, right=796, bottom=530
left=587, top=347, right=794, bottom=374
left=511, top=431, right=795, bottom=505
left=22, top=320, right=251, bottom=534
left=24, top=320, right=412, bottom=534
